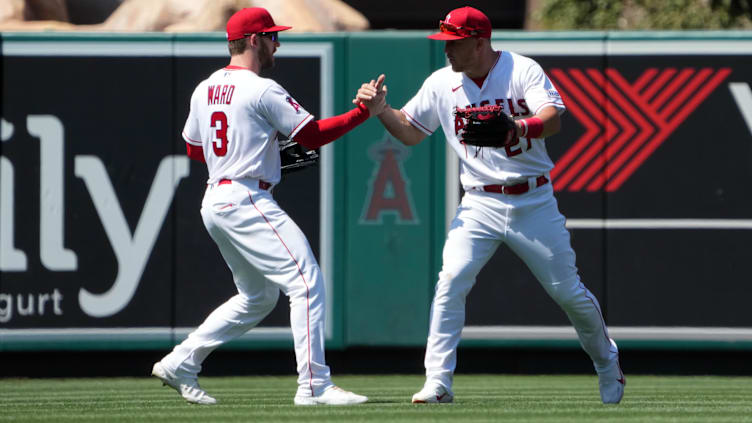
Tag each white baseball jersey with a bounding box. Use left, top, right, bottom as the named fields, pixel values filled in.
left=182, top=65, right=313, bottom=185
left=401, top=51, right=565, bottom=189
left=165, top=65, right=337, bottom=397
left=406, top=51, right=621, bottom=399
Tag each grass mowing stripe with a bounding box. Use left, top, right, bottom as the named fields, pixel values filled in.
left=1, top=375, right=752, bottom=422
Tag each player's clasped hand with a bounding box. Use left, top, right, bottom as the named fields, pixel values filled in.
left=353, top=74, right=388, bottom=115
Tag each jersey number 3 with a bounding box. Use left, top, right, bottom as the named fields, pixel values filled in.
left=210, top=111, right=229, bottom=156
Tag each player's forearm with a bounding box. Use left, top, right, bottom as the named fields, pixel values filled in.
left=515, top=106, right=561, bottom=139
left=538, top=107, right=561, bottom=138
left=293, top=104, right=370, bottom=150
left=377, top=107, right=426, bottom=146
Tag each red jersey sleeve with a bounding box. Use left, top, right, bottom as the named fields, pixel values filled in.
left=185, top=142, right=206, bottom=162
left=293, top=103, right=370, bottom=150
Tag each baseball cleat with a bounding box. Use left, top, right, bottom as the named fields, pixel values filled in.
left=598, top=338, right=625, bottom=404
left=293, top=386, right=368, bottom=406
left=411, top=384, right=454, bottom=404
left=151, top=362, right=217, bottom=405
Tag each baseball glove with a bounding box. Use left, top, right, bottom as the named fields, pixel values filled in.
left=279, top=137, right=319, bottom=174
left=454, top=105, right=517, bottom=148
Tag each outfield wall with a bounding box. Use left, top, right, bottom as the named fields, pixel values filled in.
left=1, top=31, right=751, bottom=352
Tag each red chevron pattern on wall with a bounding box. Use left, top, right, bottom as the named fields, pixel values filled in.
left=548, top=67, right=731, bottom=192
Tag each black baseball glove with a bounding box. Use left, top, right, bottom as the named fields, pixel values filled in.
left=454, top=105, right=518, bottom=148
left=279, top=137, right=319, bottom=174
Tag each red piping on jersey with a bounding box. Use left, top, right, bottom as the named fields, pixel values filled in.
left=470, top=76, right=487, bottom=89
left=401, top=109, right=433, bottom=134
left=183, top=131, right=201, bottom=144
left=534, top=101, right=563, bottom=116
left=224, top=65, right=250, bottom=71
left=289, top=114, right=314, bottom=139
left=293, top=103, right=370, bottom=150
left=248, top=190, right=315, bottom=395
left=490, top=50, right=502, bottom=72
left=469, top=51, right=501, bottom=88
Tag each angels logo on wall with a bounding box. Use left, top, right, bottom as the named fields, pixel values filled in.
left=360, top=133, right=418, bottom=225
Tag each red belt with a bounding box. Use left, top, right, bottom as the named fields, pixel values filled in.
left=216, top=179, right=271, bottom=190
left=482, top=175, right=549, bottom=195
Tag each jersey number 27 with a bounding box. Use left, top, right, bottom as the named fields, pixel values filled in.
left=210, top=111, right=228, bottom=156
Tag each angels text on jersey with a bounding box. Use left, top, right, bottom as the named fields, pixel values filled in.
left=453, top=97, right=532, bottom=136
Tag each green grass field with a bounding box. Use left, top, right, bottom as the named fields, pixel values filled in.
left=2, top=374, right=751, bottom=422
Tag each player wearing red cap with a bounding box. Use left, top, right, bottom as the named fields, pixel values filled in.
left=151, top=7, right=384, bottom=406
left=357, top=6, right=625, bottom=404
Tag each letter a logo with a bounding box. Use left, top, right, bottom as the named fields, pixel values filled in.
left=361, top=134, right=418, bottom=224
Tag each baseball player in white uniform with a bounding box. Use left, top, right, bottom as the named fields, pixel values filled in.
left=152, top=7, right=385, bottom=406
left=357, top=6, right=625, bottom=404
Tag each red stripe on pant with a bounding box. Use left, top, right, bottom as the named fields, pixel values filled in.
left=247, top=191, right=314, bottom=394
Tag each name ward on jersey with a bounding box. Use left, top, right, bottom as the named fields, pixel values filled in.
left=207, top=84, right=236, bottom=105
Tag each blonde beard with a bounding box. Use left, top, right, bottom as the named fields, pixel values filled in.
left=259, top=41, right=274, bottom=70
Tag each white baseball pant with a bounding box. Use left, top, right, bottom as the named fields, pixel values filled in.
left=160, top=178, right=332, bottom=397
left=424, top=183, right=617, bottom=390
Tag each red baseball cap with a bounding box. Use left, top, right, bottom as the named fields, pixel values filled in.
left=428, top=7, right=492, bottom=40
left=226, top=7, right=292, bottom=41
